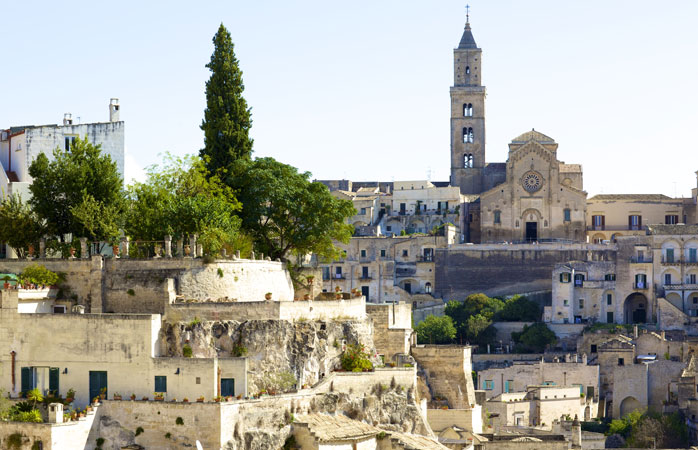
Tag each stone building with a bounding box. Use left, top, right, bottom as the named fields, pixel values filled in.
left=550, top=225, right=698, bottom=325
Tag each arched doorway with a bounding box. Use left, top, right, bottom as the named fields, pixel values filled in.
left=584, top=405, right=590, bottom=421
left=619, top=396, right=642, bottom=417
left=624, top=293, right=648, bottom=324
left=521, top=209, right=542, bottom=242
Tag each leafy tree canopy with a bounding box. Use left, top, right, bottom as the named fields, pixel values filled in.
left=200, top=23, right=253, bottom=175
left=445, top=294, right=503, bottom=345
left=0, top=194, right=45, bottom=258
left=125, top=154, right=247, bottom=257
left=511, top=323, right=557, bottom=353
left=230, top=157, right=355, bottom=261
left=498, top=295, right=541, bottom=322
left=28, top=137, right=125, bottom=247
left=415, top=315, right=456, bottom=345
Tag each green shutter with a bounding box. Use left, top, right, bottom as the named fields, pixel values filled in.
left=21, top=367, right=33, bottom=394
left=221, top=378, right=235, bottom=397
left=49, top=368, right=60, bottom=395
left=154, top=376, right=167, bottom=393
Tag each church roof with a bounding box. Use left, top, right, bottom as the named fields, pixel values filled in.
left=511, top=129, right=556, bottom=144
left=589, top=194, right=672, bottom=201
left=458, top=22, right=478, bottom=49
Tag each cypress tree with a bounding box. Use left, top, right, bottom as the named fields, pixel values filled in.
left=200, top=23, right=253, bottom=175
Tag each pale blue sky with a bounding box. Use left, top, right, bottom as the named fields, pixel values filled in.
left=1, top=1, right=697, bottom=197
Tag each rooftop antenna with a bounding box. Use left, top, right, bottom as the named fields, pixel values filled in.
left=466, top=4, right=470, bottom=23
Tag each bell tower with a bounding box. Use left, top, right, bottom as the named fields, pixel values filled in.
left=450, top=10, right=486, bottom=194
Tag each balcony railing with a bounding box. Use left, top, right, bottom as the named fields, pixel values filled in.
left=634, top=282, right=648, bottom=290
left=664, top=283, right=698, bottom=290
left=630, top=256, right=653, bottom=263
left=661, top=256, right=681, bottom=265
left=586, top=225, right=647, bottom=232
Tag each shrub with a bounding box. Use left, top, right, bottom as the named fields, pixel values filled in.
left=19, top=264, right=59, bottom=287
left=176, top=417, right=184, bottom=425
left=183, top=344, right=193, bottom=358
left=12, top=409, right=42, bottom=423
left=259, top=371, right=297, bottom=393
left=7, top=433, right=23, bottom=449
left=231, top=343, right=247, bottom=357
left=135, top=426, right=144, bottom=436
left=217, top=268, right=224, bottom=278
left=126, top=288, right=135, bottom=296
left=340, top=343, right=374, bottom=372
left=95, top=437, right=105, bottom=448
left=165, top=432, right=172, bottom=439
left=188, top=317, right=201, bottom=328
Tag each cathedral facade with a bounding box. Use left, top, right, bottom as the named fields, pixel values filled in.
left=450, top=19, right=587, bottom=243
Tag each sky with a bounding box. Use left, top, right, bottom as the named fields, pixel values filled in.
left=1, top=0, right=697, bottom=197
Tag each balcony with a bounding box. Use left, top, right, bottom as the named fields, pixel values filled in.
left=664, top=283, right=698, bottom=291
left=634, top=282, right=648, bottom=290
left=661, top=256, right=681, bottom=265
left=580, top=280, right=616, bottom=289
left=630, top=256, right=653, bottom=264
left=359, top=276, right=373, bottom=281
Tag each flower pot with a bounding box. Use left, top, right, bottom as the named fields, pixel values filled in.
left=3, top=283, right=9, bottom=290
left=112, top=245, right=120, bottom=258
left=113, top=395, right=122, bottom=401
left=303, top=294, right=311, bottom=300
left=334, top=286, right=341, bottom=293
left=265, top=293, right=272, bottom=300
left=154, top=396, right=164, bottom=402
left=335, top=294, right=342, bottom=300
left=184, top=245, right=191, bottom=256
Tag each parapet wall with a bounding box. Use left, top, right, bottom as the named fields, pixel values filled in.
left=166, top=297, right=367, bottom=322
left=0, top=257, right=294, bottom=314
left=435, top=244, right=617, bottom=300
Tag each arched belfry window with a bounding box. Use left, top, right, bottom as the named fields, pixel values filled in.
left=463, top=103, right=473, bottom=117
left=462, top=127, right=474, bottom=143
left=465, top=66, right=471, bottom=75
left=464, top=153, right=473, bottom=168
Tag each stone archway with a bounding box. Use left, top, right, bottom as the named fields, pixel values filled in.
left=619, top=396, right=642, bottom=417
left=624, top=293, right=648, bottom=324
left=584, top=405, right=590, bottom=421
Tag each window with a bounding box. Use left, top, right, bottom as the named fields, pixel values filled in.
left=629, top=215, right=642, bottom=230
left=635, top=274, right=647, bottom=289
left=425, top=282, right=432, bottom=294
left=665, top=215, right=679, bottom=225
left=607, top=312, right=614, bottom=323
left=605, top=274, right=616, bottom=281
left=402, top=250, right=408, bottom=257
left=689, top=274, right=697, bottom=284
left=463, top=103, right=473, bottom=117
left=399, top=203, right=406, bottom=215
left=463, top=127, right=474, bottom=143
left=564, top=208, right=571, bottom=222
left=483, top=380, right=494, bottom=390
left=322, top=267, right=330, bottom=280
left=560, top=272, right=571, bottom=283
left=574, top=273, right=585, bottom=286
left=361, top=286, right=369, bottom=300
left=464, top=153, right=473, bottom=168
left=404, top=282, right=411, bottom=294
left=196, top=377, right=201, bottom=384
left=592, top=215, right=605, bottom=230
left=665, top=273, right=672, bottom=285
left=607, top=293, right=613, bottom=305
left=361, top=266, right=369, bottom=279
left=154, top=376, right=167, bottom=393
left=563, top=299, right=569, bottom=306
left=690, top=248, right=697, bottom=263
left=618, top=358, right=624, bottom=366
left=590, top=344, right=598, bottom=353
left=465, top=66, right=471, bottom=75
left=64, top=136, right=76, bottom=151
left=360, top=207, right=366, bottom=215
left=666, top=248, right=675, bottom=263
left=335, top=267, right=343, bottom=278
left=564, top=318, right=569, bottom=324
left=53, top=305, right=66, bottom=314
left=469, top=214, right=474, bottom=223
left=494, top=210, right=501, bottom=224
left=386, top=226, right=392, bottom=232
left=579, top=299, right=584, bottom=309
left=380, top=249, right=386, bottom=258
left=423, top=248, right=434, bottom=262
left=360, top=249, right=366, bottom=258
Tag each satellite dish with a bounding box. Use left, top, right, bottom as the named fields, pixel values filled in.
left=196, top=441, right=204, bottom=450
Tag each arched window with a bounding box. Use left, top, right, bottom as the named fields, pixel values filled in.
left=425, top=282, right=432, bottom=294
left=464, top=153, right=473, bottom=168
left=465, top=66, right=471, bottom=75
left=494, top=210, right=501, bottom=224
left=462, top=127, right=473, bottom=143
left=463, top=103, right=473, bottom=117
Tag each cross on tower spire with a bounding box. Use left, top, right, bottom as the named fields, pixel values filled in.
left=466, top=4, right=470, bottom=24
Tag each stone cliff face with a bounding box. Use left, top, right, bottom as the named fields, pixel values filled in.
left=161, top=319, right=376, bottom=391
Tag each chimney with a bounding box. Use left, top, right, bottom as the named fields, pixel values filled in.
left=109, top=98, right=120, bottom=122
left=571, top=415, right=582, bottom=448
left=63, top=113, right=73, bottom=125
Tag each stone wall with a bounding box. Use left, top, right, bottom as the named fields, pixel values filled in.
left=426, top=406, right=482, bottom=433
left=166, top=297, right=366, bottom=322
left=367, top=303, right=413, bottom=362
left=435, top=244, right=616, bottom=300
left=315, top=368, right=417, bottom=395
left=411, top=345, right=476, bottom=408
left=0, top=257, right=294, bottom=314
left=0, top=404, right=97, bottom=450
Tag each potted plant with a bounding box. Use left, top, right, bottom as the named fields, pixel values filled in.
left=236, top=394, right=242, bottom=400
left=112, top=243, right=120, bottom=258
left=69, top=247, right=76, bottom=258
left=2, top=275, right=11, bottom=290
left=154, top=392, right=164, bottom=401
left=130, top=393, right=136, bottom=401
left=334, top=286, right=341, bottom=293
left=141, top=396, right=149, bottom=401
left=170, top=398, right=177, bottom=402
left=214, top=395, right=222, bottom=403
left=265, top=292, right=272, bottom=300
left=303, top=294, right=311, bottom=300
left=306, top=275, right=315, bottom=285
left=335, top=292, right=342, bottom=300
left=92, top=397, right=100, bottom=405
left=113, top=392, right=122, bottom=401
left=99, top=387, right=107, bottom=400
left=196, top=396, right=204, bottom=403
left=182, top=397, right=189, bottom=403
left=65, top=388, right=75, bottom=403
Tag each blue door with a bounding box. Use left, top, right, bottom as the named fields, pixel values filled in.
left=221, top=378, right=235, bottom=397
left=89, top=371, right=107, bottom=402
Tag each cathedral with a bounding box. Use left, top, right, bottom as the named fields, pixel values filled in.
left=451, top=18, right=587, bottom=244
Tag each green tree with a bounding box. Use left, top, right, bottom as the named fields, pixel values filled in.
left=125, top=154, right=246, bottom=257
left=28, top=137, right=125, bottom=251
left=230, top=157, right=355, bottom=261
left=466, top=314, right=492, bottom=341
left=445, top=294, right=503, bottom=344
left=511, top=323, right=557, bottom=352
left=200, top=23, right=253, bottom=176
left=415, top=315, right=456, bottom=344
left=0, top=194, right=45, bottom=258
left=498, top=295, right=541, bottom=322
